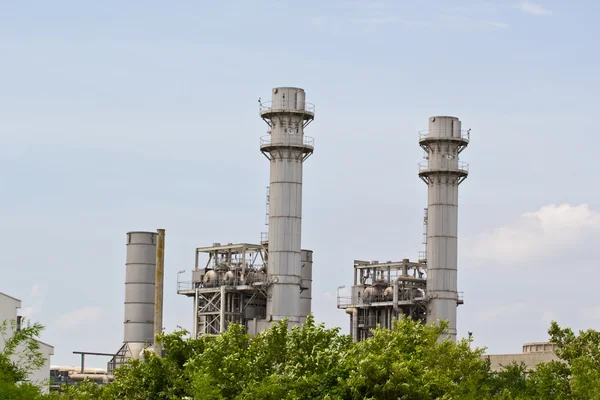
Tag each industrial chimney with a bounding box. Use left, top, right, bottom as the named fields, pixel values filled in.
left=259, top=87, right=315, bottom=326
left=418, top=116, right=470, bottom=341
left=123, top=231, right=157, bottom=359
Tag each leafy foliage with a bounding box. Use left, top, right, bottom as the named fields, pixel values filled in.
left=0, top=318, right=48, bottom=399
left=14, top=316, right=600, bottom=399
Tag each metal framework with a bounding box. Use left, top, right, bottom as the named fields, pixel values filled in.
left=338, top=117, right=470, bottom=343
left=337, top=259, right=429, bottom=341
left=177, top=243, right=270, bottom=337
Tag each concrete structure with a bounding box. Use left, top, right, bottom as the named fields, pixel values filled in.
left=0, top=292, right=54, bottom=392
left=485, top=342, right=560, bottom=372
left=178, top=87, right=315, bottom=336
left=123, top=231, right=158, bottom=358
left=109, top=230, right=163, bottom=373
left=338, top=116, right=470, bottom=342
left=260, top=87, right=314, bottom=326
left=418, top=116, right=469, bottom=341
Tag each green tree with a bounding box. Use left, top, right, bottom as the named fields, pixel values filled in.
left=0, top=318, right=47, bottom=399
left=526, top=361, right=571, bottom=400
left=65, top=316, right=600, bottom=400
left=101, top=329, right=203, bottom=400
left=338, top=318, right=490, bottom=400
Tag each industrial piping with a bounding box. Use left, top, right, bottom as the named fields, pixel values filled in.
left=153, top=229, right=165, bottom=355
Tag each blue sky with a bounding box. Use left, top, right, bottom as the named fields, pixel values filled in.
left=2, top=0, right=600, bottom=367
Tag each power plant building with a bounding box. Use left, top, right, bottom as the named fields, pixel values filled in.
left=338, top=116, right=470, bottom=342
left=178, top=87, right=315, bottom=336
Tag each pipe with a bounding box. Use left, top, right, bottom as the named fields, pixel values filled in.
left=394, top=276, right=426, bottom=283
left=192, top=288, right=198, bottom=339
left=220, top=286, right=226, bottom=332
left=346, top=307, right=358, bottom=342
left=393, top=280, right=399, bottom=312
left=154, top=229, right=166, bottom=355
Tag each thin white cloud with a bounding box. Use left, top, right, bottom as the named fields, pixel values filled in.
left=465, top=204, right=600, bottom=265
left=57, top=306, right=105, bottom=327
left=477, top=302, right=526, bottom=322
left=516, top=1, right=552, bottom=16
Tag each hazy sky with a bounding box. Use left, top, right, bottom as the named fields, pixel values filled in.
left=2, top=0, right=599, bottom=367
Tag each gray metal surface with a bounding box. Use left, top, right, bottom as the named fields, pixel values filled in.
left=418, top=116, right=469, bottom=341
left=124, top=231, right=157, bottom=352
left=299, top=249, right=313, bottom=323
left=260, top=87, right=314, bottom=326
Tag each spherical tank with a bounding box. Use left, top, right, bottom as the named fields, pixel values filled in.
left=203, top=270, right=218, bottom=287
left=124, top=231, right=157, bottom=346
left=363, top=286, right=383, bottom=298
left=383, top=286, right=394, bottom=299
left=224, top=271, right=235, bottom=285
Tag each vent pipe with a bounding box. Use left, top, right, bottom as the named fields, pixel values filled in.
left=154, top=229, right=165, bottom=355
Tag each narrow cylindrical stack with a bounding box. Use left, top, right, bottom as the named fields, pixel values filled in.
left=418, top=116, right=469, bottom=341
left=124, top=231, right=157, bottom=358
left=260, top=87, right=315, bottom=326
left=153, top=229, right=165, bottom=354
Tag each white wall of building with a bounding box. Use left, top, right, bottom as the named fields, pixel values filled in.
left=0, top=292, right=54, bottom=393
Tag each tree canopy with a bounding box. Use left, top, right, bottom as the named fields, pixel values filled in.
left=0, top=318, right=49, bottom=400
left=5, top=316, right=600, bottom=399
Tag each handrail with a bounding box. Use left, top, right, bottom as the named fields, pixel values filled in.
left=260, top=135, right=314, bottom=148
left=177, top=274, right=270, bottom=292
left=259, top=101, right=315, bottom=114
left=418, top=161, right=469, bottom=173
left=177, top=281, right=193, bottom=292
left=419, top=129, right=470, bottom=141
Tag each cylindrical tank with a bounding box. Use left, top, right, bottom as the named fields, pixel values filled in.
left=124, top=231, right=157, bottom=357
left=299, top=249, right=313, bottom=323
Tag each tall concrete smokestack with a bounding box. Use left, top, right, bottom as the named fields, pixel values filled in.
left=418, top=116, right=470, bottom=341
left=259, top=87, right=315, bottom=326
